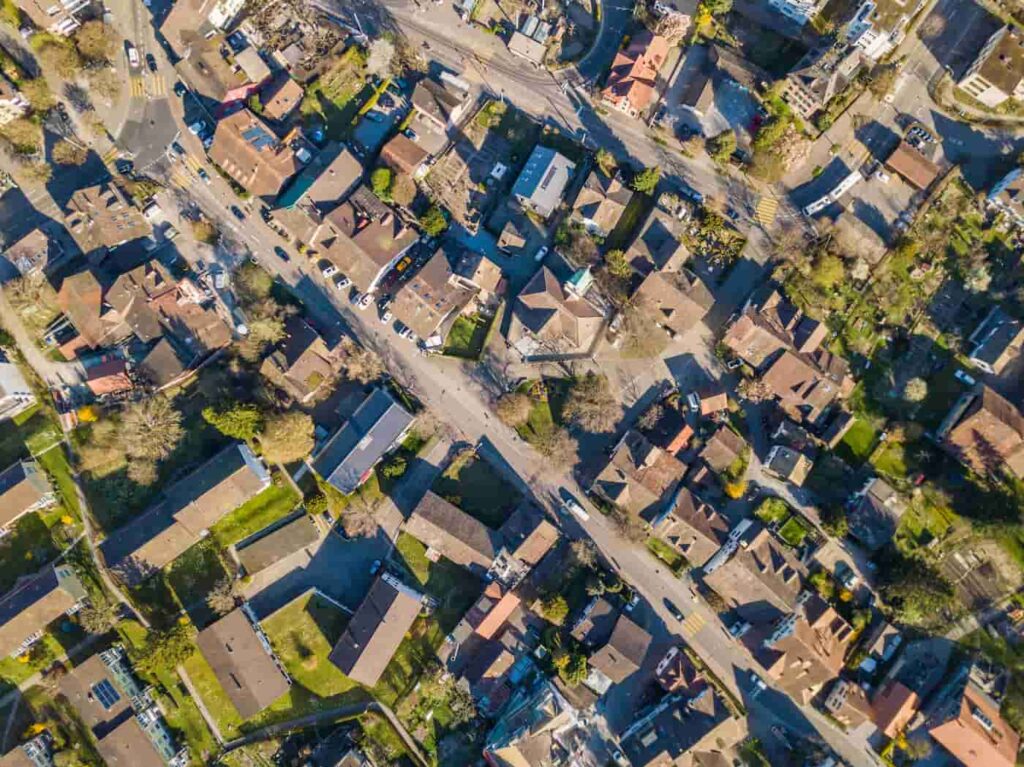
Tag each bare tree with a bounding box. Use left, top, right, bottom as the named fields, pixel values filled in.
left=338, top=337, right=385, bottom=383
left=535, top=429, right=578, bottom=466
left=340, top=498, right=379, bottom=538
left=260, top=411, right=314, bottom=464
left=902, top=377, right=928, bottom=403
left=206, top=578, right=238, bottom=615
left=366, top=39, right=395, bottom=77
left=120, top=396, right=184, bottom=462
left=737, top=377, right=773, bottom=403
left=564, top=372, right=621, bottom=433
left=570, top=539, right=598, bottom=569
left=654, top=12, right=691, bottom=44
left=495, top=392, right=532, bottom=426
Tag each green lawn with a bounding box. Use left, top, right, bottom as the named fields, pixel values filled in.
left=35, top=445, right=81, bottom=517
left=181, top=651, right=246, bottom=739
left=210, top=479, right=301, bottom=548
left=394, top=533, right=481, bottom=632
left=754, top=497, right=790, bottom=525
left=778, top=516, right=811, bottom=547
left=834, top=419, right=878, bottom=465
left=431, top=451, right=522, bottom=529
left=0, top=512, right=59, bottom=594
left=443, top=314, right=492, bottom=359
left=917, top=362, right=969, bottom=430
left=647, top=537, right=687, bottom=572
left=514, top=379, right=570, bottom=447
left=129, top=574, right=182, bottom=630
left=166, top=542, right=230, bottom=628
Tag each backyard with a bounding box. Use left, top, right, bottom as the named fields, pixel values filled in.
left=431, top=449, right=523, bottom=529
left=834, top=418, right=878, bottom=466
left=209, top=478, right=301, bottom=548
left=512, top=379, right=571, bottom=448
left=300, top=45, right=372, bottom=140
left=443, top=313, right=493, bottom=360
left=394, top=532, right=482, bottom=632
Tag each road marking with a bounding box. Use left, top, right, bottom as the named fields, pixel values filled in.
left=130, top=77, right=145, bottom=98
left=101, top=148, right=120, bottom=166
left=148, top=75, right=165, bottom=98
left=185, top=156, right=204, bottom=173
left=169, top=171, right=192, bottom=189
left=754, top=195, right=778, bottom=228
left=681, top=611, right=705, bottom=637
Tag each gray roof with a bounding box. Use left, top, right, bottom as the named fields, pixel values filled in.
left=403, top=492, right=502, bottom=573
left=0, top=564, right=86, bottom=657
left=511, top=146, right=575, bottom=217
left=313, top=388, right=415, bottom=494
left=235, top=513, right=320, bottom=574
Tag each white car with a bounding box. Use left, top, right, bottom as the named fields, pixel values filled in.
left=333, top=274, right=350, bottom=290
left=354, top=293, right=373, bottom=310
left=686, top=392, right=701, bottom=412
left=624, top=591, right=640, bottom=613
left=126, top=45, right=140, bottom=69
left=188, top=121, right=206, bottom=136
left=749, top=671, right=767, bottom=699
left=320, top=263, right=338, bottom=278
left=534, top=245, right=549, bottom=262
left=380, top=309, right=393, bottom=324
left=729, top=620, right=751, bottom=638
left=561, top=497, right=589, bottom=522
left=954, top=369, right=976, bottom=386
left=396, top=323, right=417, bottom=341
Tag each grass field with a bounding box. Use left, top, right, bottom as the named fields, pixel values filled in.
left=0, top=513, right=58, bottom=594
left=210, top=479, right=301, bottom=548
left=443, top=314, right=491, bottom=359
left=646, top=537, right=687, bottom=572
left=834, top=419, right=878, bottom=465
left=394, top=533, right=481, bottom=632
left=166, top=542, right=230, bottom=628
left=778, top=516, right=811, bottom=547
left=431, top=451, right=522, bottom=529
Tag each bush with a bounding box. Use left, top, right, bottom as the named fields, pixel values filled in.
left=418, top=205, right=448, bottom=237
left=371, top=167, right=392, bottom=200
left=631, top=165, right=660, bottom=194
left=541, top=594, right=569, bottom=625
left=0, top=118, right=41, bottom=155
left=52, top=140, right=87, bottom=166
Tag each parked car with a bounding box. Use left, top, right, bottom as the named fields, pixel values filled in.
left=725, top=358, right=743, bottom=370
left=363, top=111, right=384, bottom=122
left=333, top=274, right=351, bottom=290
left=396, top=322, right=416, bottom=341
left=229, top=205, right=245, bottom=221
left=678, top=183, right=703, bottom=204
left=321, top=263, right=338, bottom=278
left=188, top=121, right=206, bottom=136
left=203, top=135, right=214, bottom=150
left=146, top=53, right=157, bottom=72
left=686, top=392, right=701, bottom=412
left=380, top=308, right=393, bottom=324
left=115, top=158, right=134, bottom=175
left=624, top=591, right=640, bottom=613
left=169, top=141, right=186, bottom=159
left=353, top=292, right=373, bottom=310
left=749, top=671, right=768, bottom=699
left=173, top=80, right=187, bottom=97
left=663, top=599, right=685, bottom=623
left=369, top=559, right=382, bottom=575
left=125, top=43, right=140, bottom=69
left=561, top=496, right=589, bottom=522
left=728, top=620, right=751, bottom=638
left=954, top=369, right=976, bottom=386
left=197, top=167, right=210, bottom=184
left=404, top=128, right=418, bottom=140
left=273, top=245, right=289, bottom=262
left=534, top=245, right=549, bottom=263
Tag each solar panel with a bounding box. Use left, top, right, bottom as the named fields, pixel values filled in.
left=92, top=679, right=121, bottom=710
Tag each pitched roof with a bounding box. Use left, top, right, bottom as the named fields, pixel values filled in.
left=636, top=269, right=713, bottom=336
left=627, top=208, right=689, bottom=272
left=390, top=248, right=475, bottom=340
left=762, top=350, right=841, bottom=422
left=261, top=75, right=304, bottom=121
left=651, top=488, right=729, bottom=568
left=196, top=608, right=291, bottom=719
left=404, top=492, right=502, bottom=572
left=507, top=32, right=547, bottom=64
left=137, top=338, right=191, bottom=389
left=85, top=359, right=134, bottom=395
left=208, top=109, right=301, bottom=197
left=572, top=170, right=633, bottom=233
left=699, top=426, right=746, bottom=473
left=765, top=445, right=813, bottom=486
left=380, top=134, right=429, bottom=175
left=63, top=183, right=150, bottom=255
left=873, top=680, right=919, bottom=738
left=0, top=459, right=52, bottom=528
left=703, top=525, right=804, bottom=619
left=235, top=513, right=320, bottom=574
left=848, top=477, right=907, bottom=551
left=498, top=505, right=559, bottom=567
left=315, top=201, right=419, bottom=292
left=588, top=614, right=651, bottom=684
left=329, top=575, right=424, bottom=686
left=962, top=25, right=1024, bottom=98
left=654, top=645, right=706, bottom=695
left=929, top=678, right=1020, bottom=767
left=411, top=79, right=467, bottom=127
left=455, top=252, right=504, bottom=294
left=601, top=31, right=670, bottom=114
left=259, top=315, right=336, bottom=402
left=593, top=430, right=686, bottom=520
left=969, top=306, right=1024, bottom=374
left=511, top=146, right=575, bottom=217
left=621, top=689, right=743, bottom=767
left=946, top=386, right=1024, bottom=477
left=571, top=597, right=620, bottom=647
left=511, top=266, right=604, bottom=352
left=0, top=564, right=86, bottom=657
left=884, top=141, right=940, bottom=190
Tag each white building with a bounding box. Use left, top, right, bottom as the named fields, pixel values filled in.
left=0, top=358, right=36, bottom=422
left=958, top=25, right=1024, bottom=108
left=845, top=0, right=921, bottom=61
left=767, top=0, right=827, bottom=26
left=987, top=166, right=1024, bottom=227
left=208, top=0, right=245, bottom=29
left=0, top=74, right=28, bottom=126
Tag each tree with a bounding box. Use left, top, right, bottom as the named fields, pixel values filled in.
left=391, top=173, right=416, bottom=207
left=366, top=38, right=395, bottom=77
left=903, top=377, right=928, bottom=403
left=4, top=272, right=58, bottom=331
left=77, top=601, right=118, bottom=634
left=620, top=302, right=667, bottom=358
left=737, top=377, right=773, bottom=403
left=595, top=148, right=617, bottom=175
left=338, top=337, right=384, bottom=383
left=202, top=403, right=264, bottom=441
left=74, top=21, right=115, bottom=63
left=63, top=82, right=92, bottom=113
left=86, top=67, right=120, bottom=101
left=52, top=140, right=87, bottom=166
left=20, top=78, right=55, bottom=112
left=206, top=578, right=237, bottom=615
left=565, top=228, right=600, bottom=266
left=21, top=162, right=51, bottom=183
left=808, top=570, right=835, bottom=600
left=260, top=411, right=314, bottom=464
left=120, top=397, right=183, bottom=462
left=558, top=652, right=588, bottom=686
left=703, top=0, right=732, bottom=15
left=340, top=501, right=379, bottom=538
left=34, top=38, right=82, bottom=79
left=605, top=249, right=631, bottom=278
left=496, top=392, right=532, bottom=426
left=631, top=165, right=661, bottom=194
left=541, top=594, right=568, bottom=624
left=901, top=736, right=932, bottom=761
left=191, top=219, right=219, bottom=245
left=610, top=507, right=646, bottom=542
left=810, top=252, right=845, bottom=290
left=707, top=130, right=736, bottom=163
left=564, top=372, right=620, bottom=433
left=418, top=205, right=448, bottom=237
left=371, top=167, right=393, bottom=200
left=570, top=539, right=597, bottom=569
left=0, top=118, right=41, bottom=155
left=127, top=459, right=157, bottom=486
left=134, top=624, right=195, bottom=677
left=535, top=429, right=578, bottom=466
left=234, top=262, right=275, bottom=303
left=380, top=455, right=407, bottom=478
left=654, top=12, right=691, bottom=44
left=868, top=63, right=899, bottom=99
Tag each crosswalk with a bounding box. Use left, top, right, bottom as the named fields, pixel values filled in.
left=680, top=611, right=706, bottom=638
left=754, top=195, right=779, bottom=228
left=130, top=76, right=145, bottom=98
left=100, top=147, right=120, bottom=167
left=129, top=75, right=166, bottom=99
left=148, top=75, right=166, bottom=98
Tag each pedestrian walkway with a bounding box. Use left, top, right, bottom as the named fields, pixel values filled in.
left=681, top=611, right=706, bottom=638
left=754, top=195, right=778, bottom=228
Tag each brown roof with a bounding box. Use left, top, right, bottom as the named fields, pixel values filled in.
left=588, top=614, right=651, bottom=683
left=315, top=201, right=418, bottom=292
left=765, top=446, right=813, bottom=486
left=885, top=141, right=940, bottom=190
left=261, top=75, right=304, bottom=121
left=499, top=506, right=559, bottom=567
left=0, top=564, right=85, bottom=657
left=475, top=590, right=521, bottom=640
left=380, top=134, right=429, bottom=175
left=0, top=745, right=38, bottom=767
left=873, top=680, right=919, bottom=738
left=593, top=430, right=686, bottom=520
left=391, top=249, right=475, bottom=340
left=196, top=608, right=291, bottom=719
left=822, top=678, right=873, bottom=729
left=86, top=359, right=134, bottom=395
left=303, top=145, right=363, bottom=211
left=636, top=270, right=713, bottom=337
left=929, top=679, right=1020, bottom=767
left=627, top=207, right=689, bottom=272
left=965, top=25, right=1024, bottom=99
left=0, top=459, right=52, bottom=528
left=654, top=646, right=706, bottom=695
left=703, top=526, right=804, bottom=619
left=404, top=492, right=501, bottom=573
left=329, top=575, right=424, bottom=686
left=946, top=386, right=1024, bottom=477
left=56, top=271, right=109, bottom=347
left=511, top=267, right=604, bottom=353
left=762, top=351, right=841, bottom=422
left=259, top=315, right=336, bottom=402
left=455, top=252, right=504, bottom=295
left=722, top=313, right=790, bottom=369
left=159, top=0, right=217, bottom=56
left=699, top=426, right=746, bottom=473
left=601, top=31, right=670, bottom=115
left=208, top=109, right=301, bottom=197
left=651, top=488, right=729, bottom=568
left=63, top=183, right=150, bottom=255
left=236, top=513, right=320, bottom=574
left=571, top=597, right=620, bottom=647
left=96, top=718, right=166, bottom=767
left=572, top=170, right=633, bottom=234
left=175, top=35, right=254, bottom=102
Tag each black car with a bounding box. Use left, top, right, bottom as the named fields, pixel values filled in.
left=260, top=206, right=273, bottom=223
left=273, top=245, right=289, bottom=261
left=230, top=205, right=245, bottom=221
left=115, top=159, right=134, bottom=175
left=146, top=53, right=157, bottom=72
left=169, top=141, right=186, bottom=159
left=173, top=80, right=187, bottom=97
left=664, top=599, right=685, bottom=623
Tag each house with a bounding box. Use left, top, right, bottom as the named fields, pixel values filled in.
left=235, top=47, right=271, bottom=87
left=15, top=0, right=88, bottom=35
left=958, top=25, right=1024, bottom=108
left=498, top=505, right=559, bottom=567
left=591, top=430, right=686, bottom=521
left=101, top=444, right=272, bottom=585
left=4, top=224, right=65, bottom=275
left=404, top=492, right=503, bottom=575
left=620, top=688, right=747, bottom=767
left=175, top=35, right=260, bottom=105
left=742, top=594, right=854, bottom=705
left=822, top=678, right=873, bottom=729
left=390, top=248, right=476, bottom=345
left=654, top=645, right=706, bottom=696
left=723, top=288, right=828, bottom=368
left=872, top=680, right=919, bottom=738
left=969, top=306, right=1024, bottom=375
left=884, top=141, right=940, bottom=191
left=588, top=614, right=651, bottom=686
left=627, top=207, right=689, bottom=274
left=927, top=672, right=1020, bottom=767
left=703, top=524, right=805, bottom=621
left=847, top=477, right=907, bottom=552
left=59, top=647, right=185, bottom=766
left=651, top=488, right=730, bottom=568
left=601, top=31, right=670, bottom=118
left=861, top=621, right=902, bottom=671
left=0, top=359, right=35, bottom=422
left=454, top=252, right=505, bottom=307
left=823, top=410, right=855, bottom=449
left=196, top=608, right=291, bottom=719
left=939, top=386, right=1024, bottom=477
left=497, top=219, right=528, bottom=253
left=782, top=46, right=863, bottom=120
left=846, top=0, right=922, bottom=61
left=275, top=143, right=363, bottom=213
left=765, top=0, right=827, bottom=25
left=380, top=134, right=429, bottom=177
left=0, top=733, right=52, bottom=767
left=313, top=388, right=415, bottom=495
left=0, top=74, right=28, bottom=126
left=449, top=582, right=522, bottom=645
left=261, top=75, right=304, bottom=121
left=160, top=0, right=245, bottom=57
left=136, top=339, right=196, bottom=391
left=85, top=359, right=133, bottom=396
left=313, top=200, right=419, bottom=294
left=235, top=513, right=320, bottom=575
left=571, top=597, right=620, bottom=647
left=329, top=574, right=424, bottom=686
left=634, top=268, right=713, bottom=338
left=411, top=78, right=470, bottom=133
left=208, top=109, right=301, bottom=198
left=764, top=445, right=814, bottom=486
left=511, top=146, right=575, bottom=219
left=259, top=316, right=339, bottom=403
left=572, top=170, right=633, bottom=236
left=0, top=564, right=86, bottom=658
left=762, top=350, right=844, bottom=424
left=484, top=678, right=586, bottom=766
left=509, top=266, right=605, bottom=357
left=987, top=166, right=1024, bottom=228
left=699, top=426, right=747, bottom=473
left=0, top=460, right=54, bottom=530
left=63, top=182, right=151, bottom=258
left=508, top=31, right=548, bottom=66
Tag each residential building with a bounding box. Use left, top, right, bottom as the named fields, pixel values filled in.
left=782, top=46, right=863, bottom=120
left=511, top=146, right=575, bottom=218
left=958, top=25, right=1024, bottom=108
left=136, top=338, right=197, bottom=391
left=703, top=524, right=805, bottom=621
left=455, top=252, right=505, bottom=308
left=653, top=645, right=706, bottom=696
left=742, top=594, right=854, bottom=705
left=872, top=680, right=919, bottom=738
left=927, top=673, right=1020, bottom=767
left=329, top=574, right=424, bottom=686
left=571, top=597, right=620, bottom=647
left=380, top=134, right=429, bottom=176
left=508, top=266, right=605, bottom=357
left=235, top=514, right=320, bottom=575
left=764, top=445, right=814, bottom=486
left=101, top=444, right=272, bottom=585
left=313, top=200, right=419, bottom=293
left=652, top=0, right=696, bottom=27
left=4, top=224, right=65, bottom=275
left=822, top=678, right=873, bottom=729
left=59, top=647, right=186, bottom=766
left=650, top=488, right=729, bottom=568
left=0, top=460, right=54, bottom=531
left=259, top=316, right=339, bottom=403
left=261, top=75, right=304, bottom=121
left=196, top=607, right=291, bottom=719
left=508, top=32, right=547, bottom=67
left=483, top=677, right=585, bottom=766
left=0, top=74, right=28, bottom=126
left=620, top=688, right=747, bottom=767
left=723, top=288, right=828, bottom=368
left=884, top=141, right=940, bottom=190
left=587, top=614, right=651, bottom=686
left=987, top=166, right=1024, bottom=228
left=969, top=306, right=1024, bottom=375
left=601, top=31, right=670, bottom=118
left=235, top=47, right=271, bottom=87
left=846, top=0, right=921, bottom=61
left=0, top=564, right=86, bottom=658
left=62, top=182, right=151, bottom=258
left=860, top=622, right=902, bottom=671
left=411, top=78, right=470, bottom=133
left=275, top=142, right=363, bottom=213
left=939, top=385, right=1024, bottom=478
left=572, top=169, right=633, bottom=236
left=404, top=492, right=503, bottom=575
left=698, top=426, right=747, bottom=473
left=85, top=359, right=133, bottom=396
left=847, top=477, right=907, bottom=552
left=498, top=505, right=559, bottom=568
left=390, top=248, right=476, bottom=346
left=0, top=359, right=35, bottom=422
left=762, top=350, right=845, bottom=424
left=591, top=430, right=686, bottom=521
left=312, top=388, right=415, bottom=495
left=15, top=0, right=88, bottom=35
left=208, top=109, right=301, bottom=198
left=174, top=36, right=259, bottom=104
left=160, top=0, right=245, bottom=57
left=627, top=207, right=690, bottom=273
left=766, top=0, right=827, bottom=25
left=0, top=733, right=52, bottom=767
left=634, top=268, right=713, bottom=338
